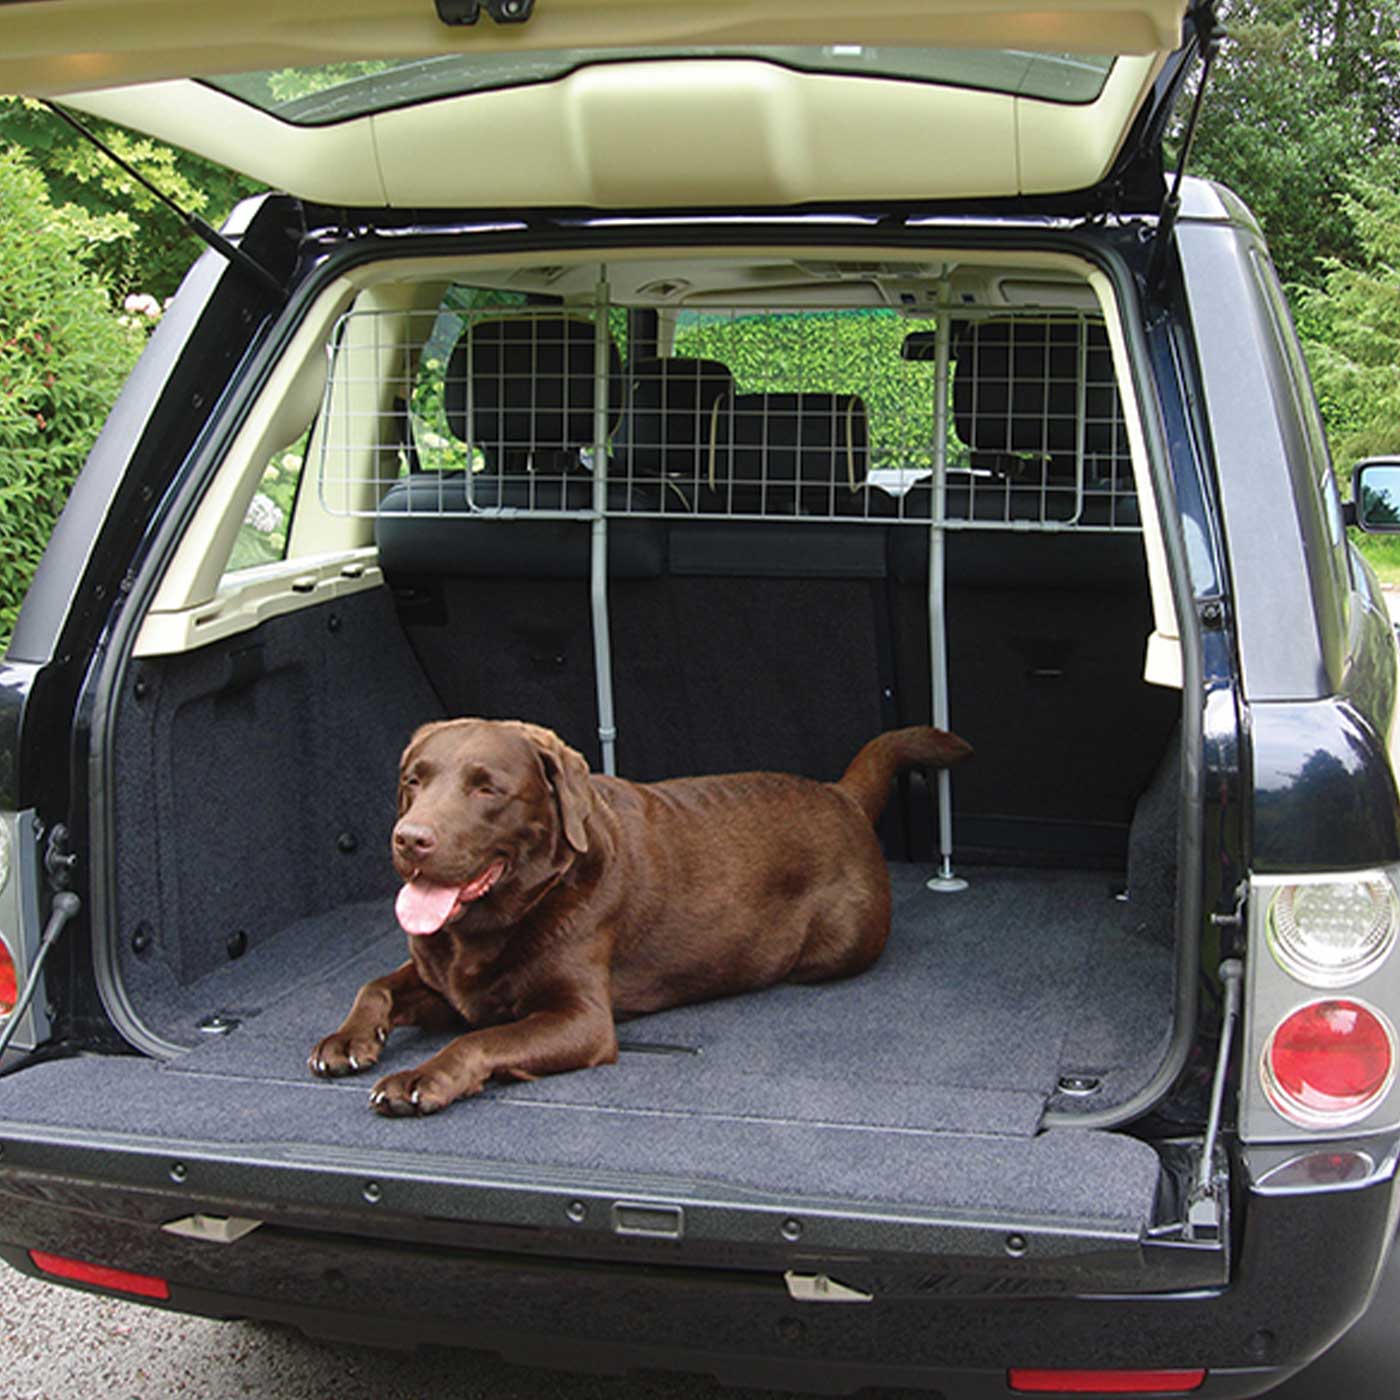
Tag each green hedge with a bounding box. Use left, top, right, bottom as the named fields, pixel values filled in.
left=0, top=147, right=143, bottom=650
left=674, top=308, right=948, bottom=468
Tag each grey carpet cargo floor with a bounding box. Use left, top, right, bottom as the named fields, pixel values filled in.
left=0, top=865, right=1175, bottom=1231
left=166, top=864, right=1175, bottom=1135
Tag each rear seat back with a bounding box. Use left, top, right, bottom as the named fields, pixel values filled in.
left=707, top=392, right=869, bottom=515
left=379, top=316, right=648, bottom=769
left=377, top=310, right=1168, bottom=862
left=614, top=356, right=734, bottom=488
left=443, top=315, right=623, bottom=473
left=890, top=316, right=1171, bottom=862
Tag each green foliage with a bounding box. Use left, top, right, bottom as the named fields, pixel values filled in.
left=675, top=309, right=947, bottom=469
left=1352, top=532, right=1400, bottom=586
left=1296, top=178, right=1400, bottom=476
left=226, top=436, right=310, bottom=573
left=0, top=146, right=144, bottom=648
left=264, top=62, right=397, bottom=105
left=0, top=96, right=263, bottom=301
left=1187, top=0, right=1400, bottom=286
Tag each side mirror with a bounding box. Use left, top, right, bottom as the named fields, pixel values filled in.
left=1351, top=459, right=1400, bottom=533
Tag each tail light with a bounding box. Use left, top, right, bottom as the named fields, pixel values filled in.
left=1262, top=998, right=1396, bottom=1129
left=1268, top=876, right=1398, bottom=987
left=0, top=936, right=15, bottom=1017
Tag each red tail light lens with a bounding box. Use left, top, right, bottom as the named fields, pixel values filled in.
left=29, top=1250, right=170, bottom=1300
left=1008, top=1368, right=1206, bottom=1394
left=1263, top=999, right=1396, bottom=1128
left=0, top=935, right=16, bottom=1017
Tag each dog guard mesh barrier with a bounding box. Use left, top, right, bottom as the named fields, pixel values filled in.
left=315, top=297, right=1140, bottom=533
left=312, top=282, right=1144, bottom=876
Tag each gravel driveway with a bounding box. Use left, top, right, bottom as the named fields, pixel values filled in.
left=2, top=1234, right=1398, bottom=1400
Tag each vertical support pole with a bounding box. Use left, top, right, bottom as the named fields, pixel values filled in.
left=927, top=306, right=967, bottom=894
left=591, top=270, right=618, bottom=776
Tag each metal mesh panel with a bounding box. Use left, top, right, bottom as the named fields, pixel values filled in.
left=315, top=298, right=1139, bottom=533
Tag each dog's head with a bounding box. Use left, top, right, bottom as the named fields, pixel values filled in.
left=391, top=718, right=595, bottom=937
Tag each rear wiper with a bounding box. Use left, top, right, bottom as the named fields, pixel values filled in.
left=1147, top=2, right=1224, bottom=293
left=40, top=100, right=288, bottom=307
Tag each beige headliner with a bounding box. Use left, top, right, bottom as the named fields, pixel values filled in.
left=7, top=1, right=1190, bottom=97
left=65, top=53, right=1164, bottom=208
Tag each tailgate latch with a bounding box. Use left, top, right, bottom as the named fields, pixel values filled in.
left=435, top=0, right=535, bottom=24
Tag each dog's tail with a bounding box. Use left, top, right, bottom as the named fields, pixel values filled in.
left=836, top=726, right=972, bottom=827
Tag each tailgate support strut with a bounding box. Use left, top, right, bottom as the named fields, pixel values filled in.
left=39, top=101, right=288, bottom=308
left=1146, top=4, right=1223, bottom=293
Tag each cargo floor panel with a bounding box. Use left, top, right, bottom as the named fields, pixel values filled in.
left=164, top=865, right=1170, bottom=1133
left=0, top=866, right=1172, bottom=1230
left=0, top=1058, right=1162, bottom=1228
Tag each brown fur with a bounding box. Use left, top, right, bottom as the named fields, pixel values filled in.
left=309, top=719, right=971, bottom=1116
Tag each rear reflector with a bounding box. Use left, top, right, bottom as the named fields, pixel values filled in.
left=29, top=1250, right=170, bottom=1300
left=1009, top=1369, right=1207, bottom=1394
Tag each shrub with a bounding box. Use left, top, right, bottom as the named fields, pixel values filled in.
left=0, top=145, right=144, bottom=650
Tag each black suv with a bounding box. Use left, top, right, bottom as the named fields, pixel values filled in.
left=2, top=3, right=1398, bottom=1395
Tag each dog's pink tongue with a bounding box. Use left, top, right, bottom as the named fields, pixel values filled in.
left=396, top=879, right=459, bottom=937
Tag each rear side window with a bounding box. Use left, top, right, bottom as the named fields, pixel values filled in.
left=227, top=429, right=310, bottom=571
left=1251, top=250, right=1351, bottom=621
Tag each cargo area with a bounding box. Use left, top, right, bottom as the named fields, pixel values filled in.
left=0, top=258, right=1190, bottom=1236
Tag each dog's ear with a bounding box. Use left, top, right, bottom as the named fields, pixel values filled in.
left=521, top=725, right=594, bottom=855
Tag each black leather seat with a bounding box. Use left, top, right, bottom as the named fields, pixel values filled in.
left=612, top=356, right=734, bottom=500
left=443, top=314, right=623, bottom=474
left=707, top=391, right=870, bottom=516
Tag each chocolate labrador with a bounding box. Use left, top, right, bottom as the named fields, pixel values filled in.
left=309, top=719, right=970, bottom=1115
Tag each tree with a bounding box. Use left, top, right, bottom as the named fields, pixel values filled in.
left=1186, top=0, right=1400, bottom=286
left=0, top=146, right=145, bottom=646
left=0, top=96, right=263, bottom=302
left=1295, top=178, right=1400, bottom=470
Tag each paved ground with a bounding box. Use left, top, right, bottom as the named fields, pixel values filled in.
left=0, top=1237, right=1396, bottom=1400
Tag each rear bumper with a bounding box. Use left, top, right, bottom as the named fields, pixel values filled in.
left=0, top=1150, right=1393, bottom=1398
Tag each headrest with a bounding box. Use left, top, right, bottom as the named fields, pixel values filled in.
left=951, top=319, right=1121, bottom=476
left=444, top=316, right=623, bottom=470
left=615, top=357, right=736, bottom=476
left=626, top=357, right=734, bottom=413
left=713, top=392, right=870, bottom=490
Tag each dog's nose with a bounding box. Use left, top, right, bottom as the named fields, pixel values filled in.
left=394, top=822, right=438, bottom=858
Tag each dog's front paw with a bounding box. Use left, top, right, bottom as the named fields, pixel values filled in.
left=308, top=1025, right=387, bottom=1078
left=368, top=1064, right=478, bottom=1117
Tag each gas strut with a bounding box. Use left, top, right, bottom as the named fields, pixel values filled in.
left=40, top=100, right=287, bottom=307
